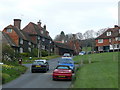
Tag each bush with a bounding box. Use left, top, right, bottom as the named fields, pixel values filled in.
left=20, top=53, right=29, bottom=57
left=41, top=50, right=48, bottom=57
left=29, top=48, right=38, bottom=57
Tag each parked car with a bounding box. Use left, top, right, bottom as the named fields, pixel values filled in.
left=52, top=65, right=72, bottom=81
left=63, top=53, right=71, bottom=57
left=58, top=59, right=75, bottom=73
left=31, top=60, right=49, bottom=73
left=79, top=51, right=86, bottom=55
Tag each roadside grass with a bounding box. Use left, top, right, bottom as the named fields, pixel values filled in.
left=22, top=55, right=60, bottom=64
left=1, top=61, right=27, bottom=84
left=82, top=47, right=91, bottom=51
left=73, top=52, right=118, bottom=88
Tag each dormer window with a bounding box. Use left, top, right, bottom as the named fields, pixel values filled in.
left=42, top=38, right=45, bottom=41
left=6, top=28, right=12, bottom=33
left=98, top=39, right=103, bottom=43
left=20, top=38, right=23, bottom=44
left=38, top=36, right=40, bottom=40
left=107, top=32, right=111, bottom=36
left=28, top=42, right=31, bottom=45
left=41, top=30, right=43, bottom=34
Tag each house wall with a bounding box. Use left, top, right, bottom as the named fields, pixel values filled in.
left=96, top=39, right=109, bottom=46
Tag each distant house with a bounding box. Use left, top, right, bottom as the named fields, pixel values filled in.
left=66, top=39, right=82, bottom=55
left=54, top=41, right=74, bottom=55
left=95, top=25, right=120, bottom=52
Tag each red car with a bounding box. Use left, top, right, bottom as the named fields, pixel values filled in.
left=52, top=65, right=72, bottom=81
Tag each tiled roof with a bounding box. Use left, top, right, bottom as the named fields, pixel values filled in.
left=5, top=25, right=27, bottom=40
left=23, top=22, right=52, bottom=40
left=96, top=27, right=120, bottom=39
left=54, top=42, right=74, bottom=50
left=2, top=32, right=18, bottom=47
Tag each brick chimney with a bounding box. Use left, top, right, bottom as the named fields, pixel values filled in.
left=14, top=19, right=21, bottom=29
left=43, top=25, right=46, bottom=30
left=37, top=20, right=41, bottom=27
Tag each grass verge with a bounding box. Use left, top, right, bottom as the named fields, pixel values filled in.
left=72, top=52, right=118, bottom=88
left=1, top=61, right=27, bottom=84
left=22, top=55, right=60, bottom=64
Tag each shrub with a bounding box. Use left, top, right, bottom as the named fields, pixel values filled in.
left=20, top=53, right=29, bottom=57
left=41, top=50, right=48, bottom=57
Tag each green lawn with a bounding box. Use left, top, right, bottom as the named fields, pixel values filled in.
left=73, top=52, right=119, bottom=88
left=1, top=61, right=27, bottom=84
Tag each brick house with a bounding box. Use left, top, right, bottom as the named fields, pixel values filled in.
left=22, top=20, right=54, bottom=54
left=95, top=25, right=120, bottom=52
left=2, top=19, right=35, bottom=53
left=2, top=19, right=53, bottom=54
left=54, top=41, right=74, bottom=55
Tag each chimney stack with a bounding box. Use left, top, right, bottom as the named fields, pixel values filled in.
left=37, top=20, right=41, bottom=27
left=43, top=25, right=46, bottom=29
left=14, top=19, right=21, bottom=29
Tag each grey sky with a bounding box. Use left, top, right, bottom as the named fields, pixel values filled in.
left=0, top=0, right=118, bottom=39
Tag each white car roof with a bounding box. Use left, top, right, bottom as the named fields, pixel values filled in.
left=34, top=60, right=47, bottom=63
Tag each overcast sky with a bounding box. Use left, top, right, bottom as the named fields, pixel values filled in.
left=0, top=0, right=119, bottom=39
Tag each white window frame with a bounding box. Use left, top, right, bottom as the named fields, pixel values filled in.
left=109, top=39, right=111, bottom=42
left=98, top=39, right=103, bottom=43
left=20, top=48, right=23, bottom=53
left=42, top=38, right=45, bottom=41
left=41, top=30, right=44, bottom=34
left=107, top=32, right=111, bottom=36
left=6, top=29, right=12, bottom=33
left=118, top=37, right=120, bottom=41
left=115, top=37, right=118, bottom=41
left=20, top=38, right=23, bottom=44
left=28, top=47, right=31, bottom=52
left=28, top=42, right=31, bottom=45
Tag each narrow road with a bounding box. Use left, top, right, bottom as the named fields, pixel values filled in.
left=2, top=57, right=72, bottom=88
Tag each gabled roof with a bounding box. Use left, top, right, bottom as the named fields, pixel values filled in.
left=5, top=25, right=27, bottom=40
left=22, top=22, right=52, bottom=40
left=96, top=27, right=120, bottom=39
left=54, top=42, right=74, bottom=50
left=2, top=32, right=18, bottom=47
left=21, top=30, right=36, bottom=44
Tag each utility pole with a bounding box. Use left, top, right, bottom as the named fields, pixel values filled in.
left=38, top=37, right=41, bottom=58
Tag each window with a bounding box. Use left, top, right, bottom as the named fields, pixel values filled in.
left=28, top=47, right=31, bottom=52
left=41, top=30, right=43, bottom=34
left=28, top=42, right=31, bottom=45
left=109, top=39, right=111, bottom=42
left=115, top=37, right=118, bottom=41
left=20, top=48, right=23, bottom=53
left=38, top=36, right=40, bottom=40
left=107, top=32, right=111, bottom=36
left=50, top=40, right=52, bottom=43
left=20, top=38, right=23, bottom=44
left=118, top=37, right=120, bottom=41
left=119, top=29, right=120, bottom=33
left=41, top=45, right=45, bottom=50
left=42, top=38, right=45, bottom=41
left=6, top=29, right=12, bottom=33
left=98, top=39, right=103, bottom=43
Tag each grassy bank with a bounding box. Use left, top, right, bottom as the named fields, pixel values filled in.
left=73, top=52, right=118, bottom=88
left=1, top=61, right=27, bottom=84
left=22, top=55, right=60, bottom=64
